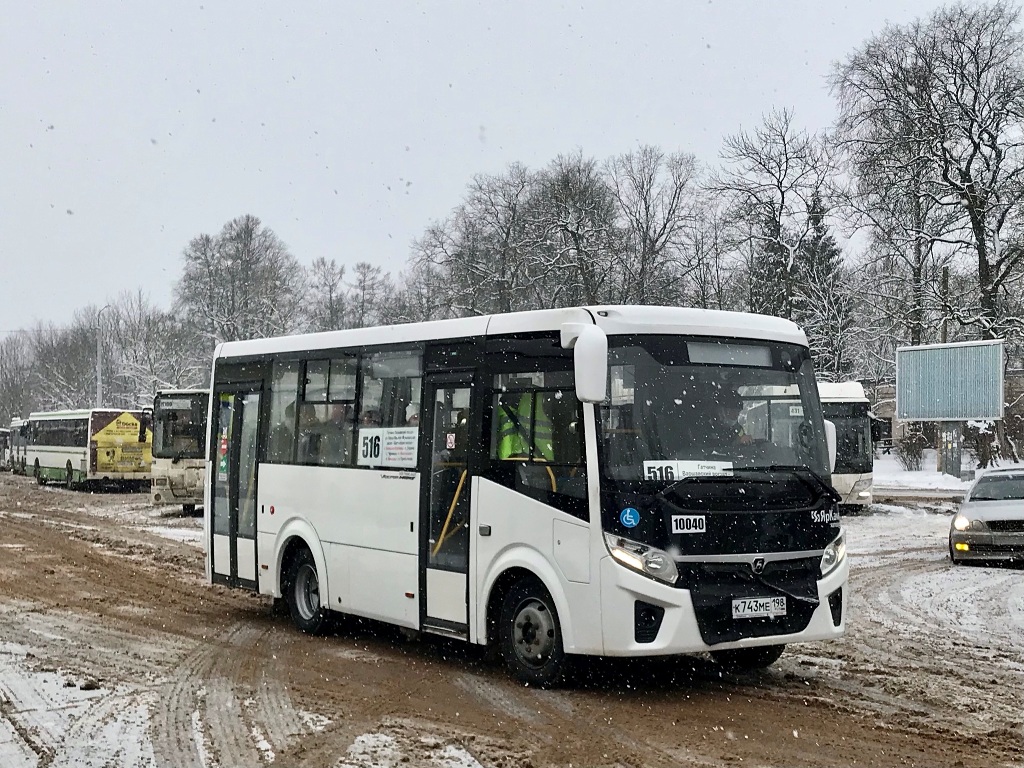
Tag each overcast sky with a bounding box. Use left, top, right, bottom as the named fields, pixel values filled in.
left=0, top=0, right=950, bottom=336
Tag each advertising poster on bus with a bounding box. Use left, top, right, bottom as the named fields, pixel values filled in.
left=90, top=411, right=153, bottom=475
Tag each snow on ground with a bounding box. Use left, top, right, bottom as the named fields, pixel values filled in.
left=873, top=451, right=972, bottom=491
left=873, top=448, right=1023, bottom=497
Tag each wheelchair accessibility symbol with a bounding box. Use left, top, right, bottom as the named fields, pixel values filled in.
left=620, top=507, right=640, bottom=528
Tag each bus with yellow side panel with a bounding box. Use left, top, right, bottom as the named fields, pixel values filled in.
left=26, top=409, right=153, bottom=490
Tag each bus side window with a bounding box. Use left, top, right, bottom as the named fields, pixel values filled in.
left=487, top=372, right=588, bottom=521
left=267, top=360, right=301, bottom=463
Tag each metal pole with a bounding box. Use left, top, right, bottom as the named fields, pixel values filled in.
left=95, top=305, right=110, bottom=408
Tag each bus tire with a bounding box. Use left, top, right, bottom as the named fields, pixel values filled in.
left=285, top=547, right=328, bottom=635
left=65, top=463, right=74, bottom=490
left=34, top=461, right=44, bottom=485
left=182, top=504, right=197, bottom=516
left=498, top=577, right=570, bottom=688
left=711, top=644, right=786, bottom=672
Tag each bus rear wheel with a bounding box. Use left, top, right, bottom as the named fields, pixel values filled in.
left=285, top=548, right=328, bottom=635
left=711, top=644, right=786, bottom=672
left=498, top=577, right=571, bottom=687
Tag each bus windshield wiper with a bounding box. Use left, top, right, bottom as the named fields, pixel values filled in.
left=747, top=570, right=820, bottom=606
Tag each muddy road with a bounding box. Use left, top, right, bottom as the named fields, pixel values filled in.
left=0, top=473, right=1020, bottom=767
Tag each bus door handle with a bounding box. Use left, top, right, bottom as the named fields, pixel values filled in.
left=478, top=525, right=491, bottom=536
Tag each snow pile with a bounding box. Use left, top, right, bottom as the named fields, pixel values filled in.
left=873, top=453, right=971, bottom=491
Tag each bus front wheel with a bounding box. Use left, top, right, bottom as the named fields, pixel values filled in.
left=498, top=577, right=571, bottom=687
left=711, top=644, right=786, bottom=672
left=285, top=548, right=328, bottom=635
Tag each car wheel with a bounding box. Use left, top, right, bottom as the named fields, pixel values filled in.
left=285, top=547, right=328, bottom=635
left=498, top=577, right=571, bottom=687
left=711, top=644, right=786, bottom=671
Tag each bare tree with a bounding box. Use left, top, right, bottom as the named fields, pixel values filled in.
left=307, top=257, right=348, bottom=332
left=530, top=151, right=622, bottom=306
left=0, top=334, right=33, bottom=423
left=174, top=215, right=306, bottom=344
left=605, top=146, right=701, bottom=304
left=713, top=109, right=835, bottom=318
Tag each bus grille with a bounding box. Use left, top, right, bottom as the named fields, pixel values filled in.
left=677, top=558, right=819, bottom=645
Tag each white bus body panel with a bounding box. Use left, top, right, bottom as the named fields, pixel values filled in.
left=151, top=457, right=205, bottom=506
left=26, top=447, right=87, bottom=473
left=473, top=478, right=603, bottom=654
left=257, top=464, right=420, bottom=627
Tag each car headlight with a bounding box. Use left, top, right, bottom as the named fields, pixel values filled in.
left=820, top=531, right=846, bottom=577
left=604, top=533, right=678, bottom=584
left=952, top=514, right=971, bottom=531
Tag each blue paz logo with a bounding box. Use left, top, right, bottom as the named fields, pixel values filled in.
left=620, top=507, right=640, bottom=528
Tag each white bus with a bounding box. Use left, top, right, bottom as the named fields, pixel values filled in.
left=818, top=382, right=873, bottom=508
left=206, top=306, right=846, bottom=685
left=10, top=418, right=28, bottom=474
left=151, top=389, right=210, bottom=514
left=26, top=409, right=153, bottom=489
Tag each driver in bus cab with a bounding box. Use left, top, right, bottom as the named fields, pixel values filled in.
left=715, top=388, right=752, bottom=448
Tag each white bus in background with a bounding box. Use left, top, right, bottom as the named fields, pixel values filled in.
left=817, top=382, right=873, bottom=508
left=206, top=306, right=847, bottom=686
left=26, top=409, right=153, bottom=489
left=0, top=427, right=9, bottom=470
left=151, top=389, right=210, bottom=514
left=10, top=418, right=28, bottom=474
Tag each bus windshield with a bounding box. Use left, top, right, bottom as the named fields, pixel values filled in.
left=821, top=402, right=872, bottom=475
left=153, top=393, right=208, bottom=460
left=599, top=336, right=830, bottom=485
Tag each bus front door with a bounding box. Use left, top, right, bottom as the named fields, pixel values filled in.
left=420, top=375, right=473, bottom=637
left=210, top=385, right=262, bottom=591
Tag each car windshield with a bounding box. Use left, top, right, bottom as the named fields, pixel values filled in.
left=599, top=336, right=831, bottom=485
left=970, top=474, right=1024, bottom=502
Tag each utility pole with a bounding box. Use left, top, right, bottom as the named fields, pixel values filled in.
left=940, top=266, right=949, bottom=344
left=95, top=305, right=111, bottom=407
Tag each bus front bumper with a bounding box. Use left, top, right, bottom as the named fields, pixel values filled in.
left=596, top=555, right=848, bottom=657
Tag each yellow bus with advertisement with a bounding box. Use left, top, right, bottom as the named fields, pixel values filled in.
left=26, top=408, right=153, bottom=490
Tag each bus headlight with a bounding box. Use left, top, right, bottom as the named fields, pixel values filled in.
left=604, top=533, right=678, bottom=585
left=820, top=531, right=846, bottom=577
left=851, top=478, right=871, bottom=494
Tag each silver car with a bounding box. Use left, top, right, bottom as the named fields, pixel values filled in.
left=949, top=468, right=1024, bottom=564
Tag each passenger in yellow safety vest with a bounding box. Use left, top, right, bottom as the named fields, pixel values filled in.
left=496, top=392, right=554, bottom=461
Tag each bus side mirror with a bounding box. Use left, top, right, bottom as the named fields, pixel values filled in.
left=824, top=419, right=837, bottom=473
left=140, top=409, right=153, bottom=443
left=561, top=323, right=607, bottom=403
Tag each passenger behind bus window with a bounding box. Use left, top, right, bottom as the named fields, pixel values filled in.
left=296, top=403, right=323, bottom=464
left=405, top=402, right=420, bottom=428
left=320, top=403, right=355, bottom=465
left=172, top=411, right=198, bottom=453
